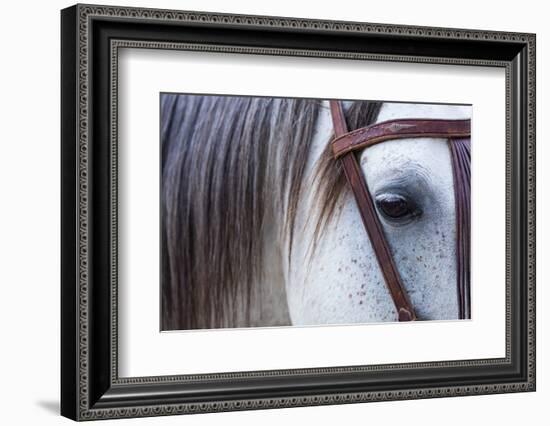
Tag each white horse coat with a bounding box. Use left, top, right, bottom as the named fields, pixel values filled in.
left=263, top=101, right=472, bottom=325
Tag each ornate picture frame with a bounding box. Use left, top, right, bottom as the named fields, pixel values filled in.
left=61, top=3, right=535, bottom=421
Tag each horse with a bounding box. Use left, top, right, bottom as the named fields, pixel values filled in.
left=160, top=94, right=471, bottom=330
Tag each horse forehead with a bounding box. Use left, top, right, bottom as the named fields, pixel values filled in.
left=311, top=100, right=470, bottom=178
left=365, top=102, right=468, bottom=187
left=363, top=137, right=451, bottom=170
left=377, top=102, right=471, bottom=121
left=360, top=138, right=452, bottom=196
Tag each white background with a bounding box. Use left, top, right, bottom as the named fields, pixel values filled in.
left=0, top=0, right=546, bottom=425
left=119, top=49, right=505, bottom=377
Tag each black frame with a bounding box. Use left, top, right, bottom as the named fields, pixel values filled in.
left=61, top=3, right=536, bottom=421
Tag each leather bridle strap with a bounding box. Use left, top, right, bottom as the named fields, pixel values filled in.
left=448, top=137, right=471, bottom=320
left=332, top=117, right=471, bottom=159
left=329, top=100, right=417, bottom=321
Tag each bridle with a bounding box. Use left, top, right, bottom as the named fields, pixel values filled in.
left=329, top=100, right=471, bottom=321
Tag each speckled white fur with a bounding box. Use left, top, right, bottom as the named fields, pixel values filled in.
left=284, top=101, right=472, bottom=325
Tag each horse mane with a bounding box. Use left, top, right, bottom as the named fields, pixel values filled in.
left=161, top=94, right=381, bottom=330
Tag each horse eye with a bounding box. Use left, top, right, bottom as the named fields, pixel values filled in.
left=375, top=193, right=420, bottom=221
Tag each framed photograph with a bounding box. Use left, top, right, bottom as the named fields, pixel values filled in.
left=61, top=3, right=536, bottom=421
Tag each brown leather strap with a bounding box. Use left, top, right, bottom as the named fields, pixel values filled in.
left=448, top=137, right=471, bottom=320
left=329, top=100, right=417, bottom=322
left=332, top=118, right=471, bottom=159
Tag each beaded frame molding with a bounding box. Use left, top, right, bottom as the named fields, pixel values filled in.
left=61, top=3, right=536, bottom=421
